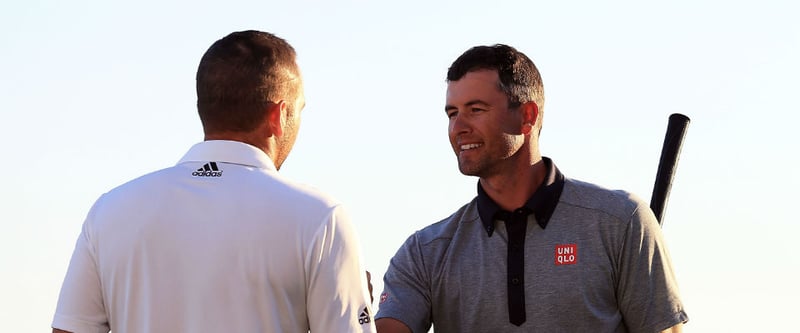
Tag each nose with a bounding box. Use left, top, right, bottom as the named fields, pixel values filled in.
left=449, top=112, right=470, bottom=136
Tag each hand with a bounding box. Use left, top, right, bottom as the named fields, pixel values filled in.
left=366, top=271, right=374, bottom=303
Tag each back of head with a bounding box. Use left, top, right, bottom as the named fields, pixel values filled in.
left=196, top=30, right=300, bottom=135
left=447, top=44, right=544, bottom=115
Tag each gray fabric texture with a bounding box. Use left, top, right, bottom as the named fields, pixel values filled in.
left=376, top=178, right=688, bottom=333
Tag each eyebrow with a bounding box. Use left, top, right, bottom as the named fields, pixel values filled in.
left=444, top=99, right=491, bottom=112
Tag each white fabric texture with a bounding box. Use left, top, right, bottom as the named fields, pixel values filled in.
left=53, top=140, right=376, bottom=333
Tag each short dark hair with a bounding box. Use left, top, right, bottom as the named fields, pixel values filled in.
left=196, top=30, right=300, bottom=134
left=446, top=44, right=544, bottom=111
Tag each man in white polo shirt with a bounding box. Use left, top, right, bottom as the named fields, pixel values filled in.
left=52, top=30, right=376, bottom=333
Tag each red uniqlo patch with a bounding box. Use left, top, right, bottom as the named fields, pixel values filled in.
left=554, top=244, right=578, bottom=265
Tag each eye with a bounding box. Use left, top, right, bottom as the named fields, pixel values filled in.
left=446, top=110, right=458, bottom=119
left=471, top=107, right=486, bottom=113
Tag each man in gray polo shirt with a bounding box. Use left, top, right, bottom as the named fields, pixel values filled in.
left=375, top=44, right=688, bottom=332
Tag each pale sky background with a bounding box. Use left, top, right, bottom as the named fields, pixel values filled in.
left=2, top=0, right=798, bottom=332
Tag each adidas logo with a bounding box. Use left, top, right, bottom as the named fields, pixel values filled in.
left=358, top=307, right=371, bottom=325
left=192, top=162, right=223, bottom=177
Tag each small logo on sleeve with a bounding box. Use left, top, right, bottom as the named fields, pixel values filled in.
left=379, top=292, right=388, bottom=304
left=555, top=244, right=577, bottom=265
left=358, top=307, right=372, bottom=325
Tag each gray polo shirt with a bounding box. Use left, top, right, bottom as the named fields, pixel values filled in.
left=376, top=158, right=688, bottom=332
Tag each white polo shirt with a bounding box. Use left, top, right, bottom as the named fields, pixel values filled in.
left=53, top=140, right=376, bottom=333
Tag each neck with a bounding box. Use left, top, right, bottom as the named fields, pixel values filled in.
left=480, top=156, right=546, bottom=211
left=204, top=131, right=275, bottom=160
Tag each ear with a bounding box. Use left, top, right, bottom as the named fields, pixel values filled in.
left=266, top=101, right=287, bottom=137
left=520, top=101, right=539, bottom=135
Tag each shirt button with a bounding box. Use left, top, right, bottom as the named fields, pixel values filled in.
left=511, top=278, right=521, bottom=285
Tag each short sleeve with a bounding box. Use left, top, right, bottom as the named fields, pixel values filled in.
left=52, top=200, right=110, bottom=333
left=375, top=233, right=432, bottom=333
left=305, top=205, right=376, bottom=333
left=616, top=202, right=689, bottom=332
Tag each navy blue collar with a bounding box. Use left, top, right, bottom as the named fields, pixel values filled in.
left=476, top=157, right=565, bottom=237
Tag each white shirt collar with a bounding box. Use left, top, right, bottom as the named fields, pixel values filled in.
left=177, top=140, right=276, bottom=171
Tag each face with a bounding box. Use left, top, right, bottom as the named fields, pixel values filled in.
left=273, top=80, right=305, bottom=170
left=445, top=70, right=526, bottom=178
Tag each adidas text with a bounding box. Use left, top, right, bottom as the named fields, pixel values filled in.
left=193, top=162, right=223, bottom=177
left=192, top=171, right=223, bottom=177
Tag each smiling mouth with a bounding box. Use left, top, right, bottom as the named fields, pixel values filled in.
left=460, top=143, right=482, bottom=151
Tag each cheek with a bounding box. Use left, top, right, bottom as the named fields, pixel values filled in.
left=500, top=134, right=525, bottom=154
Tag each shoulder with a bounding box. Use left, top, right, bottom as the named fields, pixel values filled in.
left=558, top=178, right=649, bottom=223
left=97, top=166, right=178, bottom=204
left=93, top=164, right=346, bottom=229
left=264, top=173, right=342, bottom=208
left=410, top=199, right=479, bottom=246
left=110, top=163, right=340, bottom=205
left=387, top=199, right=481, bottom=278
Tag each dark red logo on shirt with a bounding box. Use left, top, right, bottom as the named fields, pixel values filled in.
left=555, top=244, right=577, bottom=265
left=380, top=292, right=388, bottom=304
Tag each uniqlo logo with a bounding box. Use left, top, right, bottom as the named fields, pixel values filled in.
left=555, top=244, right=577, bottom=265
